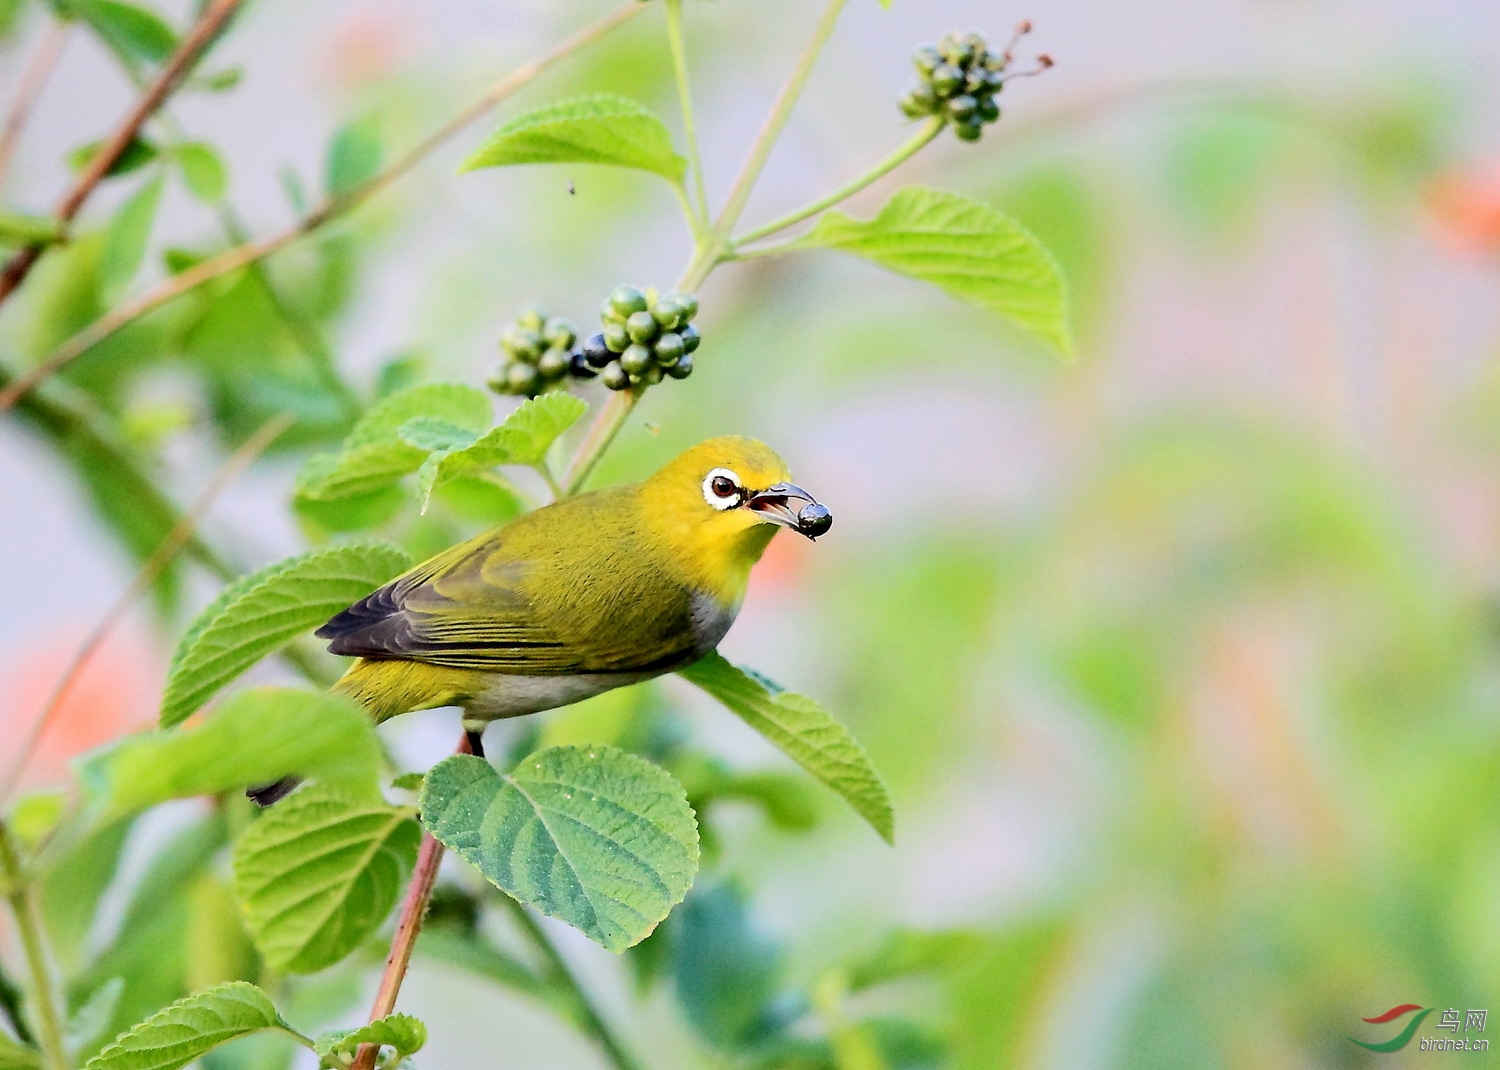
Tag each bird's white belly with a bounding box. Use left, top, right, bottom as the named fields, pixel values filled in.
left=465, top=670, right=657, bottom=721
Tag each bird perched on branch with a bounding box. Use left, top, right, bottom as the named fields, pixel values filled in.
left=250, top=436, right=831, bottom=804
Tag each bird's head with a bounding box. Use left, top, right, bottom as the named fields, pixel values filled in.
left=638, top=436, right=832, bottom=595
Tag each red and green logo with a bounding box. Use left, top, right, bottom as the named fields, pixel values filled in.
left=1349, top=1005, right=1433, bottom=1052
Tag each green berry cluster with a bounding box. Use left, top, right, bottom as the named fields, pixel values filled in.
left=901, top=30, right=1007, bottom=142
left=581, top=285, right=700, bottom=391
left=489, top=304, right=596, bottom=397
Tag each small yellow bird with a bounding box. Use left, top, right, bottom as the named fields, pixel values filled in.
left=250, top=436, right=829, bottom=804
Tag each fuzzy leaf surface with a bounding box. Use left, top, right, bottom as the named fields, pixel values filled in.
left=420, top=746, right=698, bottom=952
left=160, top=541, right=410, bottom=726
left=678, top=653, right=894, bottom=843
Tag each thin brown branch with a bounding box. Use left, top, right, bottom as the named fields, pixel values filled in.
left=0, top=0, right=244, bottom=308
left=350, top=731, right=476, bottom=1070
left=0, top=412, right=291, bottom=802
left=0, top=20, right=71, bottom=190
left=0, top=0, right=647, bottom=414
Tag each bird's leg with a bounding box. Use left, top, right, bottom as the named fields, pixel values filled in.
left=463, top=720, right=487, bottom=758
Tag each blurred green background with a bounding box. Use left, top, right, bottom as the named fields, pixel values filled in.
left=4, top=0, right=1500, bottom=1066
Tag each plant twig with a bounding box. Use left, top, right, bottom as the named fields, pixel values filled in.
left=0, top=414, right=292, bottom=804
left=0, top=822, right=67, bottom=1070
left=0, top=0, right=244, bottom=308
left=710, top=0, right=849, bottom=240
left=664, top=0, right=708, bottom=229
left=500, top=896, right=645, bottom=1070
left=731, top=116, right=943, bottom=248
left=0, top=0, right=648, bottom=414
left=0, top=20, right=71, bottom=191
left=349, top=731, right=477, bottom=1070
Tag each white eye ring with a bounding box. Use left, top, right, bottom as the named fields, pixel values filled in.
left=702, top=468, right=743, bottom=510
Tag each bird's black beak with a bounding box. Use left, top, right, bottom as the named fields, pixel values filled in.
left=747, top=482, right=833, bottom=540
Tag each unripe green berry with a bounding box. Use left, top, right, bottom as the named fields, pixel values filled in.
left=537, top=347, right=571, bottom=381
left=962, top=31, right=986, bottom=56
left=600, top=361, right=630, bottom=391
left=620, top=343, right=654, bottom=377
left=914, top=45, right=942, bottom=73
left=666, top=353, right=693, bottom=379
left=640, top=364, right=664, bottom=386
left=609, top=285, right=648, bottom=318
left=652, top=297, right=686, bottom=330
left=907, top=84, right=939, bottom=113
left=679, top=323, right=701, bottom=353
left=506, top=361, right=540, bottom=395
left=930, top=64, right=962, bottom=96
left=666, top=291, right=698, bottom=320
left=954, top=119, right=983, bottom=142
left=600, top=297, right=625, bottom=325
left=582, top=332, right=614, bottom=367
left=654, top=332, right=685, bottom=366
left=941, top=37, right=974, bottom=66
left=977, top=96, right=1001, bottom=123
left=516, top=303, right=547, bottom=333
left=947, top=94, right=979, bottom=120
left=486, top=363, right=514, bottom=394
left=983, top=68, right=1005, bottom=92
left=543, top=317, right=577, bottom=350
left=901, top=93, right=930, bottom=119
left=626, top=310, right=658, bottom=344
left=602, top=322, right=630, bottom=352
left=503, top=328, right=543, bottom=363
left=965, top=69, right=989, bottom=94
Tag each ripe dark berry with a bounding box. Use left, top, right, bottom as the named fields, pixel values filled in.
left=620, top=343, right=654, bottom=377
left=609, top=285, right=648, bottom=319
left=626, top=310, right=658, bottom=344
left=602, top=322, right=630, bottom=353
left=542, top=317, right=577, bottom=350
left=930, top=63, right=962, bottom=95
left=506, top=362, right=540, bottom=395
left=570, top=351, right=598, bottom=379
left=600, top=361, right=630, bottom=391
left=665, top=353, right=693, bottom=379
left=582, top=332, right=613, bottom=367
left=679, top=323, right=701, bottom=353
left=537, top=347, right=571, bottom=382
left=654, top=332, right=685, bottom=366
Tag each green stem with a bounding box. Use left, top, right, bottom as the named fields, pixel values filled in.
left=0, top=823, right=68, bottom=1070
left=731, top=117, right=943, bottom=248
left=664, top=0, right=709, bottom=229
left=710, top=0, right=849, bottom=239
left=500, top=897, right=645, bottom=1070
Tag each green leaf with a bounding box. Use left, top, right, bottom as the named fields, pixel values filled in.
left=0, top=1032, right=39, bottom=1070
left=66, top=137, right=158, bottom=178
left=67, top=978, right=125, bottom=1059
left=325, top=115, right=383, bottom=198
left=233, top=788, right=419, bottom=974
left=173, top=143, right=228, bottom=203
left=678, top=653, right=894, bottom=843
left=95, top=688, right=383, bottom=815
left=347, top=383, right=493, bottom=448
left=411, top=393, right=585, bottom=512
left=101, top=174, right=163, bottom=303
left=460, top=94, right=686, bottom=182
left=795, top=186, right=1072, bottom=354
left=0, top=213, right=62, bottom=247
left=82, top=982, right=299, bottom=1070
left=313, top=1014, right=425, bottom=1067
left=420, top=746, right=699, bottom=953
left=294, top=442, right=429, bottom=502
left=75, top=0, right=177, bottom=66
left=160, top=541, right=410, bottom=726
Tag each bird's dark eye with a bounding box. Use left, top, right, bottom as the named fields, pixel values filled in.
left=702, top=468, right=743, bottom=510
left=712, top=475, right=737, bottom=498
